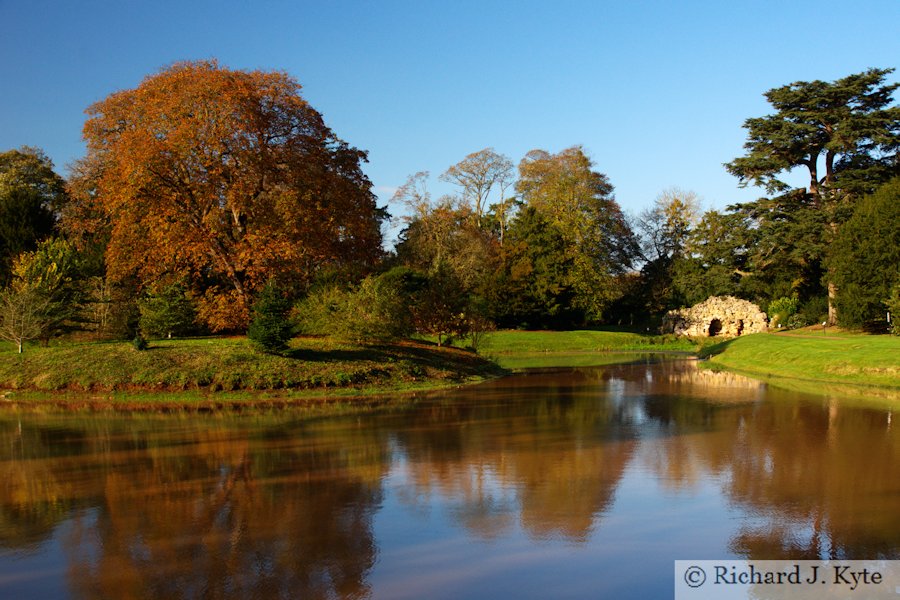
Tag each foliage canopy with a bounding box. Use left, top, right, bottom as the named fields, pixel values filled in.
left=77, top=60, right=385, bottom=331
left=726, top=68, right=900, bottom=197
left=0, top=147, right=66, bottom=284
left=516, top=146, right=637, bottom=321
left=828, top=178, right=900, bottom=328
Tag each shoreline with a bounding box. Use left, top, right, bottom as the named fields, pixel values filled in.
left=0, top=336, right=506, bottom=411
left=2, top=330, right=897, bottom=412
left=700, top=332, right=900, bottom=389
left=0, top=375, right=503, bottom=413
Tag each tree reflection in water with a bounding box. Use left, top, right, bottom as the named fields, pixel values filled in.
left=0, top=417, right=387, bottom=598
left=0, top=359, right=897, bottom=598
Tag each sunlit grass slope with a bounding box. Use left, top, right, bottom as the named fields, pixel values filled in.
left=702, top=332, right=900, bottom=388
left=0, top=336, right=502, bottom=394
left=471, top=329, right=696, bottom=369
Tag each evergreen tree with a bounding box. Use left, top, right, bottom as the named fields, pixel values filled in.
left=828, top=178, right=900, bottom=329
left=726, top=68, right=900, bottom=323
left=247, top=282, right=293, bottom=353
left=138, top=281, right=196, bottom=339
left=494, top=206, right=581, bottom=328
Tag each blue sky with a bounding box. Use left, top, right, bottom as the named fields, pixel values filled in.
left=1, top=0, right=897, bottom=243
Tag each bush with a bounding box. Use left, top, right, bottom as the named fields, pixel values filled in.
left=132, top=334, right=148, bottom=351
left=767, top=296, right=799, bottom=328
left=341, top=276, right=414, bottom=341
left=785, top=313, right=808, bottom=329
left=409, top=263, right=473, bottom=346
left=293, top=284, right=348, bottom=336
left=797, top=296, right=828, bottom=326
left=886, top=283, right=900, bottom=336
left=294, top=271, right=415, bottom=342
left=247, top=281, right=293, bottom=353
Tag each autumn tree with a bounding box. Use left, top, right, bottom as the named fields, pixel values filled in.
left=637, top=188, right=700, bottom=263
left=393, top=172, right=496, bottom=294
left=726, top=68, right=900, bottom=322
left=76, top=60, right=385, bottom=331
left=515, top=146, right=637, bottom=321
left=0, top=147, right=66, bottom=284
left=440, top=148, right=514, bottom=222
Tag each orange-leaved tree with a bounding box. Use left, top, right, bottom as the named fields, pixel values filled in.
left=77, top=60, right=385, bottom=330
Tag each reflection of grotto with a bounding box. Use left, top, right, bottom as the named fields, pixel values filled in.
left=661, top=296, right=768, bottom=338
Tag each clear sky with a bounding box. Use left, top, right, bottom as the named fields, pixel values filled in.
left=1, top=0, right=897, bottom=243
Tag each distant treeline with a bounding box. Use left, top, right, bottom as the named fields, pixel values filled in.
left=1, top=62, right=898, bottom=352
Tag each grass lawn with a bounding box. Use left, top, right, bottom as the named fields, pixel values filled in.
left=433, top=329, right=697, bottom=369
left=702, top=331, right=900, bottom=389
left=0, top=336, right=503, bottom=407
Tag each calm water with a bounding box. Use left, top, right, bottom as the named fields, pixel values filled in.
left=0, top=359, right=897, bottom=599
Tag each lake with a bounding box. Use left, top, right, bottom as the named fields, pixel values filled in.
left=0, top=358, right=897, bottom=599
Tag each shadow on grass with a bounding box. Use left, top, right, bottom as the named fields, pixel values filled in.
left=697, top=337, right=737, bottom=359
left=144, top=345, right=175, bottom=352
left=283, top=343, right=503, bottom=378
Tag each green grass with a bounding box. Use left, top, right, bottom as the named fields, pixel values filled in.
left=0, top=336, right=503, bottom=402
left=491, top=351, right=675, bottom=370
left=479, top=329, right=695, bottom=353
left=424, top=329, right=697, bottom=369
left=6, top=328, right=897, bottom=410
left=701, top=332, right=900, bottom=389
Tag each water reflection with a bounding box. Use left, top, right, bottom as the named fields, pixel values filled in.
left=390, top=369, right=639, bottom=542
left=0, top=417, right=387, bottom=598
left=0, top=359, right=897, bottom=598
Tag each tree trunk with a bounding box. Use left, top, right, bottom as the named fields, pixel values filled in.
left=17, top=340, right=23, bottom=354
left=806, top=159, right=819, bottom=197
left=826, top=220, right=839, bottom=326
left=828, top=281, right=838, bottom=325
left=824, top=149, right=836, bottom=187
left=207, top=239, right=249, bottom=312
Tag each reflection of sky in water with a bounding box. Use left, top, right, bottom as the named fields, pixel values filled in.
left=0, top=360, right=897, bottom=598
left=373, top=415, right=744, bottom=598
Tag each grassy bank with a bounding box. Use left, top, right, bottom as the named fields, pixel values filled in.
left=6, top=328, right=895, bottom=411
left=0, top=329, right=699, bottom=409
left=701, top=331, right=900, bottom=389
left=466, top=329, right=696, bottom=369
left=0, top=336, right=504, bottom=405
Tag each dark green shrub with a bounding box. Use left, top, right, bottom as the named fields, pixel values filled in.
left=247, top=281, right=293, bottom=353
left=798, top=296, right=828, bottom=326
left=138, top=281, right=196, bottom=339
left=132, top=334, right=148, bottom=351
